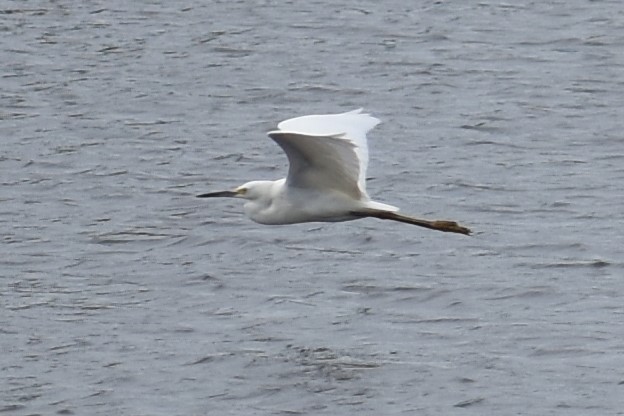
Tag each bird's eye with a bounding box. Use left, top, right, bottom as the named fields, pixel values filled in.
left=237, top=187, right=247, bottom=195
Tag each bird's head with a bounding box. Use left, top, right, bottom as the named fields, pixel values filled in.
left=197, top=181, right=274, bottom=201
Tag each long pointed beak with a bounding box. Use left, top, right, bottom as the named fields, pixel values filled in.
left=197, top=190, right=239, bottom=198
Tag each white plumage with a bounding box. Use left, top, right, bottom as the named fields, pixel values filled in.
left=198, top=109, right=470, bottom=235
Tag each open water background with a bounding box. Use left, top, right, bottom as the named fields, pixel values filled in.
left=2, top=1, right=624, bottom=414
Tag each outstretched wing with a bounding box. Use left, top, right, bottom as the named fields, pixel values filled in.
left=268, top=131, right=362, bottom=198
left=267, top=109, right=380, bottom=199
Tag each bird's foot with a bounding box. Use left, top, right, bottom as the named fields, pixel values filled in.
left=431, top=220, right=471, bottom=235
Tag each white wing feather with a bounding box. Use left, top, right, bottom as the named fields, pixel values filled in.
left=269, top=109, right=380, bottom=198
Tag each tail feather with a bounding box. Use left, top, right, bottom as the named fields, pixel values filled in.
left=352, top=209, right=471, bottom=235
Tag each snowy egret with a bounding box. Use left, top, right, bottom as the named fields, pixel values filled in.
left=198, top=109, right=470, bottom=235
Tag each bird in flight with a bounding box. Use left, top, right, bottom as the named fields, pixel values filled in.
left=198, top=109, right=470, bottom=235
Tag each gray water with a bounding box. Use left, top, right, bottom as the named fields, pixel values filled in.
left=2, top=1, right=624, bottom=415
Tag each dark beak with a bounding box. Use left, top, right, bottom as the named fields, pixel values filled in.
left=197, top=190, right=238, bottom=198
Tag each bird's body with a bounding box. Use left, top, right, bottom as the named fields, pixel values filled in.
left=198, top=109, right=470, bottom=235
left=239, top=178, right=392, bottom=225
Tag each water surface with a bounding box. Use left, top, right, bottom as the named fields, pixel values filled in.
left=2, top=1, right=624, bottom=414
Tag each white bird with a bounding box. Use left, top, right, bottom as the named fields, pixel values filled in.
left=198, top=109, right=470, bottom=235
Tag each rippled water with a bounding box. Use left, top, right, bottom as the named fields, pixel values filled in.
left=2, top=1, right=624, bottom=414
